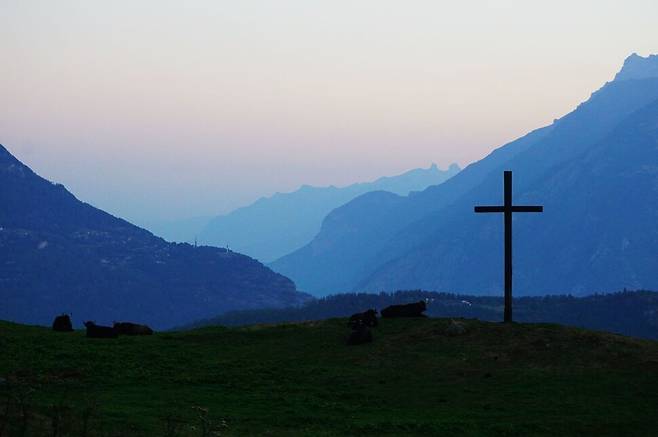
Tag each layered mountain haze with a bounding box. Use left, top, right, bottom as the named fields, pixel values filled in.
left=0, top=146, right=308, bottom=329
left=199, top=163, right=459, bottom=262
left=272, top=53, right=658, bottom=296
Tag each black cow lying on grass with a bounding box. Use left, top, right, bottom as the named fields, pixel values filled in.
left=347, top=325, right=373, bottom=345
left=348, top=309, right=378, bottom=329
left=381, top=301, right=427, bottom=318
left=84, top=321, right=118, bottom=338
left=52, top=314, right=73, bottom=332
left=113, top=322, right=154, bottom=336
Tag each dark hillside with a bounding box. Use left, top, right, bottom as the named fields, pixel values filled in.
left=0, top=144, right=307, bottom=329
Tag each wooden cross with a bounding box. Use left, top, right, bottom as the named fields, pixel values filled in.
left=474, top=171, right=542, bottom=323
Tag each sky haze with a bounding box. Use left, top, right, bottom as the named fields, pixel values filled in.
left=1, top=0, right=657, bottom=221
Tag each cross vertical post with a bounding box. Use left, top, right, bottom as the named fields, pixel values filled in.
left=504, top=171, right=513, bottom=323
left=474, top=171, right=543, bottom=323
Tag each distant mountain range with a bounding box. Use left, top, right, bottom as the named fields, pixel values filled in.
left=272, top=53, right=658, bottom=296
left=0, top=145, right=308, bottom=329
left=198, top=163, right=460, bottom=262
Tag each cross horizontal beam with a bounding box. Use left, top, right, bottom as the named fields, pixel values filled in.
left=473, top=171, right=543, bottom=323
left=474, top=205, right=543, bottom=213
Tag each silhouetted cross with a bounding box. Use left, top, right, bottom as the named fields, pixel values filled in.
left=474, top=171, right=542, bottom=323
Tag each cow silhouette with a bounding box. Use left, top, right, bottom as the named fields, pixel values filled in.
left=52, top=314, right=73, bottom=332
left=348, top=309, right=378, bottom=329
left=381, top=301, right=427, bottom=318
left=84, top=321, right=117, bottom=338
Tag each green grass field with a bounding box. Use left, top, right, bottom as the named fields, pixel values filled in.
left=2, top=318, right=658, bottom=436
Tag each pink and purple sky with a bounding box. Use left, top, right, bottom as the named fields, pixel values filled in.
left=1, top=0, right=657, bottom=223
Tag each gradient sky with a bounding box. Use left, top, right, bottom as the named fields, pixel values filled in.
left=1, top=1, right=657, bottom=223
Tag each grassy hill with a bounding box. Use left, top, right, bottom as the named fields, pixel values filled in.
left=2, top=318, right=658, bottom=436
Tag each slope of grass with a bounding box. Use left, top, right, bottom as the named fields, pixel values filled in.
left=1, top=318, right=658, bottom=436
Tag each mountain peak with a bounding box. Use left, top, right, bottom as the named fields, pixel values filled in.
left=614, top=53, right=658, bottom=82
left=428, top=162, right=460, bottom=174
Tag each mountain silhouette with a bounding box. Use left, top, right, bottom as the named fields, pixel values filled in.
left=199, top=163, right=459, bottom=262
left=0, top=146, right=307, bottom=328
left=272, top=53, right=658, bottom=296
